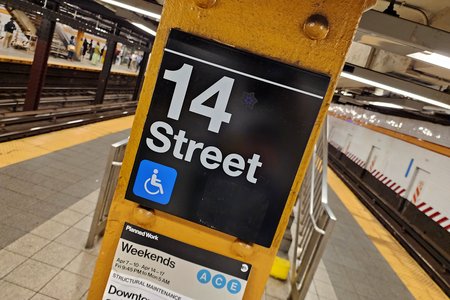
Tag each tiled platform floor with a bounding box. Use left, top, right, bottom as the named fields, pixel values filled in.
left=0, top=190, right=101, bottom=299
left=0, top=130, right=130, bottom=249
left=0, top=129, right=428, bottom=299
left=316, top=188, right=413, bottom=300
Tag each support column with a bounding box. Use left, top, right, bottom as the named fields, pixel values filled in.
left=23, top=17, right=56, bottom=111
left=94, top=37, right=117, bottom=105
left=132, top=49, right=150, bottom=101
left=88, top=1, right=377, bottom=299
left=75, top=30, right=84, bottom=61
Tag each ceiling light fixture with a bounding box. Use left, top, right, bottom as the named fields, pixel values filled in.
left=132, top=22, right=156, bottom=36
left=340, top=72, right=450, bottom=110
left=368, top=102, right=403, bottom=109
left=407, top=51, right=450, bottom=70
left=101, top=0, right=161, bottom=20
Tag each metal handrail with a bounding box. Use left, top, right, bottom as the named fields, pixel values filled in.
left=85, top=138, right=128, bottom=249
left=289, top=118, right=336, bottom=299
left=309, top=145, right=326, bottom=235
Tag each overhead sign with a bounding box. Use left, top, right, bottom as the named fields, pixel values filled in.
left=103, top=223, right=251, bottom=300
left=126, top=29, right=330, bottom=247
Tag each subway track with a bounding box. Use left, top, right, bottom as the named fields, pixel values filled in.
left=328, top=145, right=450, bottom=297
left=0, top=86, right=135, bottom=112
left=0, top=100, right=137, bottom=142
left=0, top=61, right=138, bottom=141
left=0, top=61, right=137, bottom=89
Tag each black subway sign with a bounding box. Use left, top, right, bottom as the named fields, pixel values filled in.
left=126, top=29, right=330, bottom=247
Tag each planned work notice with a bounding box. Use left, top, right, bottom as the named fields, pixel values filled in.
left=103, top=223, right=252, bottom=300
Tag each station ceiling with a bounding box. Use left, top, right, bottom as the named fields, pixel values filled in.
left=7, top=0, right=448, bottom=123
left=103, top=0, right=450, bottom=122
left=89, top=0, right=450, bottom=123
left=335, top=0, right=450, bottom=123
left=1, top=0, right=158, bottom=50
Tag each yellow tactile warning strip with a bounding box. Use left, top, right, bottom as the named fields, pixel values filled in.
left=0, top=116, right=134, bottom=168
left=328, top=168, right=447, bottom=300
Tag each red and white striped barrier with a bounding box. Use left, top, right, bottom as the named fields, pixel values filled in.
left=416, top=202, right=450, bottom=231
left=346, top=152, right=365, bottom=167
left=337, top=147, right=450, bottom=232
left=370, top=168, right=406, bottom=196
left=412, top=181, right=424, bottom=204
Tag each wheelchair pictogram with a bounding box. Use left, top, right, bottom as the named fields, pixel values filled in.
left=144, top=169, right=164, bottom=195
left=133, top=160, right=177, bottom=205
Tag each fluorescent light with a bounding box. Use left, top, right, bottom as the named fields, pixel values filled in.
left=341, top=72, right=450, bottom=110
left=340, top=90, right=353, bottom=96
left=100, top=0, right=161, bottom=20
left=368, top=102, right=403, bottom=109
left=407, top=51, right=450, bottom=70
left=67, top=119, right=84, bottom=125
left=132, top=22, right=156, bottom=36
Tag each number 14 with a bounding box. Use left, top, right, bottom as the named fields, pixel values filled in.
left=163, top=63, right=234, bottom=133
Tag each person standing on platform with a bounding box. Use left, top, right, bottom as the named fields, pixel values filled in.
left=67, top=36, right=76, bottom=61
left=3, top=18, right=16, bottom=48
left=116, top=48, right=123, bottom=65
left=113, top=47, right=119, bottom=65
left=129, top=52, right=138, bottom=70
left=91, top=42, right=101, bottom=65
left=101, top=45, right=107, bottom=63
left=89, top=39, right=94, bottom=60
left=136, top=53, right=143, bottom=72
left=100, top=45, right=105, bottom=57
left=82, top=38, right=88, bottom=59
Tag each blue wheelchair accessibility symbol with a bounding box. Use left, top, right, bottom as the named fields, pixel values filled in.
left=133, top=160, right=177, bottom=205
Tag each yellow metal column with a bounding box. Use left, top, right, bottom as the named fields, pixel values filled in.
left=75, top=30, right=84, bottom=60
left=88, top=0, right=375, bottom=299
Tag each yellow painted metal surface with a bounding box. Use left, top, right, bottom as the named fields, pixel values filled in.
left=328, top=168, right=447, bottom=300
left=270, top=256, right=290, bottom=281
left=0, top=116, right=133, bottom=168
left=75, top=31, right=84, bottom=59
left=88, top=1, right=375, bottom=299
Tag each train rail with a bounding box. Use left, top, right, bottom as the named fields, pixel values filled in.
left=0, top=60, right=138, bottom=141
left=328, top=145, right=450, bottom=296
left=0, top=87, right=134, bottom=112
left=0, top=101, right=136, bottom=141
left=0, top=61, right=137, bottom=89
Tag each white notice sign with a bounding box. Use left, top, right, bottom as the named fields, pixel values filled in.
left=103, top=223, right=251, bottom=300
